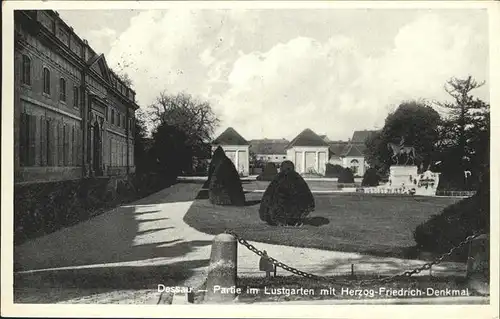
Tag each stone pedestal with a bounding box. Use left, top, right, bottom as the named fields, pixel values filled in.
left=389, top=165, right=418, bottom=188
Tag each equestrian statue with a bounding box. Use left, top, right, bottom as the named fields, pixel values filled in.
left=387, top=137, right=416, bottom=165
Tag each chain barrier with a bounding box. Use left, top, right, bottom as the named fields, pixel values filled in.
left=225, top=230, right=485, bottom=286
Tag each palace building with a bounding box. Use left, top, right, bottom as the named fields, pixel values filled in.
left=14, top=10, right=139, bottom=183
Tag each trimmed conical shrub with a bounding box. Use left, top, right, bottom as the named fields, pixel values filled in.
left=209, top=153, right=245, bottom=206
left=338, top=167, right=355, bottom=184
left=280, top=160, right=295, bottom=173
left=259, top=170, right=315, bottom=226
left=203, top=146, right=225, bottom=189
left=361, top=167, right=380, bottom=186
left=257, top=162, right=278, bottom=181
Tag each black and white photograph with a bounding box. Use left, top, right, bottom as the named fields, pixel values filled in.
left=2, top=1, right=498, bottom=318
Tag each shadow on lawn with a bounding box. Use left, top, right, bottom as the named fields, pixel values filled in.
left=195, top=189, right=261, bottom=206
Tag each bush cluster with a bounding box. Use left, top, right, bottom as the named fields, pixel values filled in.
left=259, top=170, right=315, bottom=226
left=361, top=168, right=381, bottom=186
left=207, top=147, right=245, bottom=206
left=413, top=171, right=490, bottom=259
left=280, top=160, right=295, bottom=173
left=256, top=162, right=278, bottom=181
left=338, top=167, right=355, bottom=184
left=325, top=164, right=344, bottom=178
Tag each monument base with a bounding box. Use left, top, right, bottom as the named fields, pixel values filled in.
left=359, top=166, right=441, bottom=196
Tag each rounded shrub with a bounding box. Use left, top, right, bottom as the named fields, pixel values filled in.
left=203, top=146, right=226, bottom=189
left=280, top=160, right=295, bottom=173
left=209, top=154, right=246, bottom=206
left=338, top=167, right=355, bottom=184
left=325, top=164, right=344, bottom=178
left=257, top=162, right=278, bottom=181
left=361, top=168, right=380, bottom=186
left=259, top=170, right=315, bottom=226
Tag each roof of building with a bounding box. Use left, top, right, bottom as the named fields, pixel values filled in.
left=351, top=130, right=378, bottom=144
left=212, top=127, right=249, bottom=145
left=341, top=143, right=367, bottom=157
left=250, top=139, right=289, bottom=155
left=319, top=134, right=331, bottom=143
left=286, top=128, right=329, bottom=149
left=328, top=141, right=350, bottom=157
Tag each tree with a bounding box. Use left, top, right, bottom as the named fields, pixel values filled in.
left=151, top=122, right=193, bottom=179
left=133, top=109, right=154, bottom=173
left=257, top=162, right=278, bottom=181
left=365, top=101, right=441, bottom=174
left=149, top=91, right=219, bottom=160
left=115, top=71, right=134, bottom=88
left=434, top=76, right=490, bottom=190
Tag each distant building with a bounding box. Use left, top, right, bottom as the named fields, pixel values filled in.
left=285, top=129, right=329, bottom=175
left=212, top=127, right=250, bottom=176
left=249, top=138, right=289, bottom=164
left=339, top=130, right=378, bottom=176
left=14, top=10, right=139, bottom=183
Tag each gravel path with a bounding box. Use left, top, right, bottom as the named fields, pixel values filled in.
left=14, top=183, right=465, bottom=304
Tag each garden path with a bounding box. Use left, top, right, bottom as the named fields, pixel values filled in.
left=14, top=183, right=465, bottom=304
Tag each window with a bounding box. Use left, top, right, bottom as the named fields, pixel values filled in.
left=43, top=67, right=51, bottom=95
left=21, top=55, right=31, bottom=85
left=105, top=107, right=108, bottom=121
left=111, top=109, right=115, bottom=125
left=117, top=113, right=120, bottom=127
left=350, top=159, right=359, bottom=175
left=59, top=78, right=66, bottom=102
left=73, top=86, right=79, bottom=108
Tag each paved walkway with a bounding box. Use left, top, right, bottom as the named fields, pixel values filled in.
left=14, top=183, right=466, bottom=304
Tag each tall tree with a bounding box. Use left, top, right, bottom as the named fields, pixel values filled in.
left=436, top=76, right=488, bottom=161
left=435, top=76, right=489, bottom=190
left=365, top=101, right=441, bottom=174
left=149, top=91, right=219, bottom=163
left=151, top=122, right=193, bottom=178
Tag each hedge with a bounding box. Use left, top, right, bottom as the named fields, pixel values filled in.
left=259, top=170, right=315, bottom=226
left=256, top=162, right=278, bottom=181
left=209, top=153, right=245, bottom=206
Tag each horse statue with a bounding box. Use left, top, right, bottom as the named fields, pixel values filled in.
left=387, top=137, right=416, bottom=165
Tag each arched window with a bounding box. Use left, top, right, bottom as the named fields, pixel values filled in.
left=22, top=55, right=31, bottom=85
left=43, top=67, right=51, bottom=95
left=59, top=78, right=66, bottom=102
left=350, top=159, right=359, bottom=175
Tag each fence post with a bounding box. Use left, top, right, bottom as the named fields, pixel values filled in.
left=466, top=234, right=489, bottom=295
left=205, top=233, right=238, bottom=303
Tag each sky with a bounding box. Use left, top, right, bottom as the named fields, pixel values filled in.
left=58, top=8, right=490, bottom=141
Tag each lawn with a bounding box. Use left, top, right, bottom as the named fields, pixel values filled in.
left=183, top=187, right=460, bottom=258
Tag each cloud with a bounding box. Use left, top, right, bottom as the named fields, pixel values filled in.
left=105, top=10, right=488, bottom=141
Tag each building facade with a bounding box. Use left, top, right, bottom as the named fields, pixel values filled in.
left=14, top=10, right=139, bottom=183
left=211, top=127, right=250, bottom=176
left=286, top=129, right=329, bottom=175
left=249, top=139, right=289, bottom=164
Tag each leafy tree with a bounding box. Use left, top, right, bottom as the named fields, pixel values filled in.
left=434, top=76, right=490, bottom=190
left=151, top=123, right=193, bottom=179
left=133, top=110, right=154, bottom=173
left=149, top=91, right=219, bottom=169
left=365, top=101, right=441, bottom=174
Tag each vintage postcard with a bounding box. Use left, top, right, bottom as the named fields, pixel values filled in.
left=2, top=1, right=499, bottom=318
